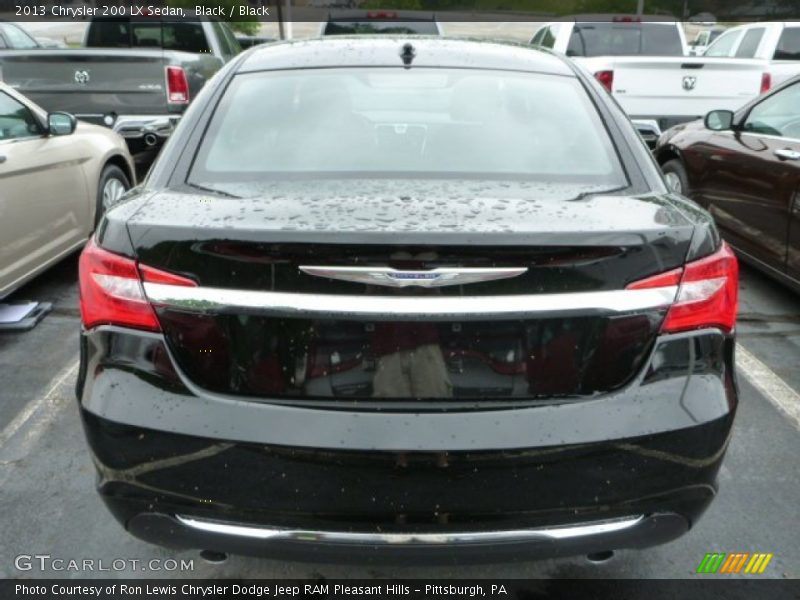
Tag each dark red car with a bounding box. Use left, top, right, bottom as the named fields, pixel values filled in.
left=656, top=74, right=800, bottom=293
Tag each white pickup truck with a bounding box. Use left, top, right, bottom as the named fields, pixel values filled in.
left=701, top=21, right=800, bottom=86
left=531, top=18, right=769, bottom=146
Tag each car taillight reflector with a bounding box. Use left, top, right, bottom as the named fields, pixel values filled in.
left=79, top=238, right=195, bottom=332
left=594, top=70, right=614, bottom=93
left=761, top=72, right=772, bottom=94
left=626, top=242, right=739, bottom=334
left=166, top=66, right=190, bottom=105
left=626, top=267, right=683, bottom=290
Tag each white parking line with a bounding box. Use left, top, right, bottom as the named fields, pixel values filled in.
left=737, top=344, right=800, bottom=431
left=0, top=359, right=79, bottom=450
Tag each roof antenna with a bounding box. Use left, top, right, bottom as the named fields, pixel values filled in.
left=400, top=43, right=416, bottom=68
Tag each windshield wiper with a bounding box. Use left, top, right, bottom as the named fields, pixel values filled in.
left=184, top=182, right=241, bottom=199
left=570, top=185, right=628, bottom=202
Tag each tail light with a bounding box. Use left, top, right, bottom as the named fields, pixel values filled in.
left=166, top=66, right=190, bottom=105
left=627, top=242, right=738, bottom=334
left=79, top=238, right=196, bottom=332
left=594, top=70, right=614, bottom=93
left=761, top=72, right=772, bottom=94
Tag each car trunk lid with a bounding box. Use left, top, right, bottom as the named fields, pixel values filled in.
left=124, top=180, right=694, bottom=403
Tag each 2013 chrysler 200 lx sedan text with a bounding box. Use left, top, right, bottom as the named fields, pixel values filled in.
left=76, top=38, right=739, bottom=563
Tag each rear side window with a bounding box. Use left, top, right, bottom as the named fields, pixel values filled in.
left=735, top=27, right=765, bottom=58
left=540, top=25, right=558, bottom=49
left=567, top=23, right=683, bottom=57
left=323, top=20, right=439, bottom=35
left=189, top=68, right=626, bottom=191
left=0, top=92, right=43, bottom=141
left=705, top=29, right=741, bottom=57
left=774, top=27, right=800, bottom=60
left=86, top=19, right=210, bottom=53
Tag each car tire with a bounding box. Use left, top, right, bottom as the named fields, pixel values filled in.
left=662, top=159, right=690, bottom=196
left=95, top=164, right=131, bottom=227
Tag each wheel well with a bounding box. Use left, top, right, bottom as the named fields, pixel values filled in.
left=655, top=147, right=680, bottom=167
left=103, top=154, right=135, bottom=186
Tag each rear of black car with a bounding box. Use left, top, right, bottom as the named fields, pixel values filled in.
left=75, top=39, right=739, bottom=562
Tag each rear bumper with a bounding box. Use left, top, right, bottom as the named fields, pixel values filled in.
left=112, top=115, right=179, bottom=163
left=111, top=114, right=180, bottom=140
left=77, top=113, right=180, bottom=163
left=76, top=326, right=737, bottom=562
left=125, top=512, right=688, bottom=564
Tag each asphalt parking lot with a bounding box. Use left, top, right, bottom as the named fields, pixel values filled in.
left=0, top=254, right=798, bottom=579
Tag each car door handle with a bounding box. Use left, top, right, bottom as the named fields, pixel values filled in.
left=774, top=148, right=800, bottom=161
left=0, top=155, right=6, bottom=164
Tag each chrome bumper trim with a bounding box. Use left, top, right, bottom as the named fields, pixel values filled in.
left=175, top=515, right=645, bottom=545
left=112, top=115, right=180, bottom=139
left=142, top=283, right=677, bottom=320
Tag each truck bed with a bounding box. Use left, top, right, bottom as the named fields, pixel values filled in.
left=0, top=48, right=220, bottom=118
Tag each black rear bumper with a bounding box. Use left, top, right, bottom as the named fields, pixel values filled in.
left=76, top=326, right=737, bottom=562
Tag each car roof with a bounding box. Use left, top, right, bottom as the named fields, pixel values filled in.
left=238, top=37, right=574, bottom=76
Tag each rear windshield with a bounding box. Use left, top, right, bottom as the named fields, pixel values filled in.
left=86, top=19, right=210, bottom=53
left=189, top=68, right=626, bottom=192
left=774, top=27, right=800, bottom=60
left=323, top=20, right=439, bottom=35
left=567, top=22, right=684, bottom=57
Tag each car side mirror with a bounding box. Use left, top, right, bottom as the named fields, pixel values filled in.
left=705, top=109, right=735, bottom=131
left=48, top=112, right=77, bottom=136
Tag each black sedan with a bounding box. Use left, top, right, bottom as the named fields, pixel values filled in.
left=76, top=37, right=739, bottom=563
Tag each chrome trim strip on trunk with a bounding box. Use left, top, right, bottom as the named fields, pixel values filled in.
left=299, top=265, right=528, bottom=288
left=142, top=283, right=677, bottom=320
left=175, top=515, right=645, bottom=545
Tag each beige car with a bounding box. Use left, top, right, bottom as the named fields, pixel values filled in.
left=0, top=83, right=135, bottom=299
